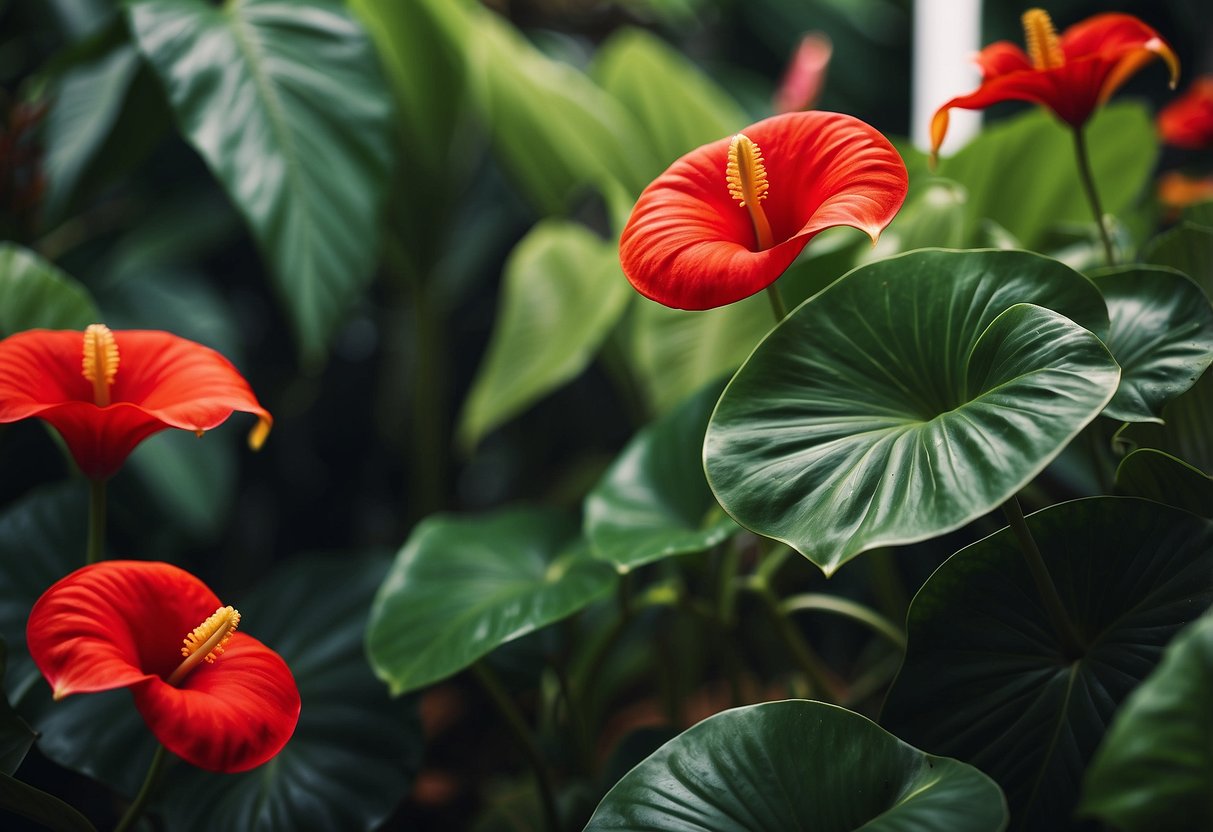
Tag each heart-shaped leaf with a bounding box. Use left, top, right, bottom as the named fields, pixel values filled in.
left=1089, top=265, right=1213, bottom=422
left=705, top=249, right=1118, bottom=574
left=1078, top=610, right=1213, bottom=832
left=128, top=0, right=395, bottom=363
left=459, top=220, right=631, bottom=450
left=1140, top=222, right=1213, bottom=303
left=0, top=244, right=98, bottom=336
left=367, top=508, right=617, bottom=695
left=1115, top=448, right=1213, bottom=518
left=882, top=497, right=1213, bottom=829
left=585, top=700, right=1008, bottom=831
left=585, top=378, right=736, bottom=571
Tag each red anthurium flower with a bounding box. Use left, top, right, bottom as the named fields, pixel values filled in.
left=27, top=560, right=300, bottom=773
left=0, top=324, right=271, bottom=480
left=773, top=33, right=832, bottom=114
left=1158, top=75, right=1213, bottom=150
left=619, top=111, right=907, bottom=310
left=931, top=8, right=1179, bottom=158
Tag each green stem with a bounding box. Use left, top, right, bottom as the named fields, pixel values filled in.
left=1001, top=497, right=1085, bottom=659
left=751, top=583, right=845, bottom=701
left=472, top=662, right=562, bottom=832
left=86, top=478, right=106, bottom=565
left=766, top=284, right=788, bottom=323
left=1071, top=126, right=1116, bottom=266
left=113, top=744, right=166, bottom=832
left=781, top=593, right=907, bottom=651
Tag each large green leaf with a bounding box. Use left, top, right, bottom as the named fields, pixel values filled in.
left=585, top=700, right=1008, bottom=831
left=705, top=249, right=1117, bottom=574
left=128, top=0, right=395, bottom=362
left=591, top=28, right=746, bottom=181
left=882, top=497, right=1213, bottom=830
left=1114, top=448, right=1213, bottom=518
left=458, top=220, right=631, bottom=450
left=159, top=555, right=421, bottom=832
left=937, top=104, right=1156, bottom=251
left=1116, top=366, right=1213, bottom=474
left=367, top=508, right=617, bottom=695
left=585, top=378, right=736, bottom=571
left=1089, top=265, right=1213, bottom=422
left=1079, top=611, right=1213, bottom=831
left=1139, top=221, right=1213, bottom=302
left=0, top=244, right=98, bottom=336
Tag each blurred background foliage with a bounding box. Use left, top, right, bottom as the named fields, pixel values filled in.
left=0, top=0, right=1210, bottom=828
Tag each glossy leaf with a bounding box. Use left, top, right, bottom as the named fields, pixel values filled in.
left=1089, top=265, right=1213, bottom=422
left=585, top=700, right=1008, bottom=831
left=1139, top=221, right=1213, bottom=302
left=1116, top=366, right=1213, bottom=474
left=882, top=497, right=1213, bottom=829
left=367, top=508, right=617, bottom=695
left=1079, top=611, right=1213, bottom=831
left=459, top=220, right=631, bottom=449
left=128, top=0, right=395, bottom=362
left=936, top=103, right=1155, bottom=250
left=160, top=555, right=421, bottom=832
left=585, top=378, right=736, bottom=571
left=705, top=249, right=1117, bottom=574
left=0, top=244, right=99, bottom=336
left=1114, top=448, right=1213, bottom=518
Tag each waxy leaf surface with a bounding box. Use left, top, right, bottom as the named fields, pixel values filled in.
left=882, top=497, right=1213, bottom=830
left=1140, top=222, right=1213, bottom=302
left=1117, top=366, right=1213, bottom=474
left=585, top=700, right=1007, bottom=831
left=0, top=245, right=98, bottom=336
left=705, top=249, right=1117, bottom=573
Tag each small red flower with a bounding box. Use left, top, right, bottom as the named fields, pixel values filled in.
left=1158, top=76, right=1213, bottom=150
left=0, top=324, right=271, bottom=480
left=27, top=560, right=300, bottom=773
left=619, top=111, right=907, bottom=310
left=773, top=33, right=832, bottom=114
left=931, top=9, right=1179, bottom=158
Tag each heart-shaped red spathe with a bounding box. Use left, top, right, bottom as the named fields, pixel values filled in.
left=619, top=110, right=908, bottom=311
left=27, top=560, right=300, bottom=773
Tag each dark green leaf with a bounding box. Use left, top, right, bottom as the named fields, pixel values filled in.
left=586, top=700, right=1008, bottom=831
left=0, top=641, right=35, bottom=776
left=1089, top=265, right=1213, bottom=422
left=586, top=378, right=735, bottom=570
left=1139, top=221, right=1213, bottom=302
left=1114, top=448, right=1213, bottom=518
left=128, top=0, right=395, bottom=363
left=0, top=772, right=97, bottom=832
left=882, top=497, right=1213, bottom=830
left=1079, top=611, right=1213, bottom=831
left=459, top=220, right=631, bottom=450
left=0, top=244, right=99, bottom=336
left=705, top=249, right=1117, bottom=574
left=367, top=508, right=617, bottom=695
left=1116, top=366, right=1213, bottom=474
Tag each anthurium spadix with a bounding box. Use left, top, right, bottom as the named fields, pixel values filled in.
left=619, top=111, right=907, bottom=310
left=27, top=561, right=300, bottom=773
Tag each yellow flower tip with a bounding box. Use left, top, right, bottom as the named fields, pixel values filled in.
left=81, top=324, right=119, bottom=407
left=195, top=429, right=205, bottom=438
left=248, top=417, right=271, bottom=451
left=726, top=133, right=770, bottom=208
left=1022, top=8, right=1064, bottom=71
left=1146, top=37, right=1181, bottom=89
left=167, top=605, right=240, bottom=686
left=52, top=686, right=70, bottom=702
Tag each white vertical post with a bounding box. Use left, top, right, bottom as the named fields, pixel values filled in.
left=913, top=0, right=983, bottom=156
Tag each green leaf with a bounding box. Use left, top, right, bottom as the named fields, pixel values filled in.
left=1114, top=448, right=1213, bottom=518
left=586, top=378, right=736, bottom=571
left=459, top=220, right=631, bottom=450
left=0, top=772, right=97, bottom=832
left=128, top=0, right=395, bottom=363
left=937, top=103, right=1156, bottom=250
left=868, top=177, right=971, bottom=256
left=1116, top=366, right=1213, bottom=474
left=1089, top=265, right=1213, bottom=422
left=591, top=28, right=746, bottom=180
left=882, top=497, right=1213, bottom=829
left=1139, top=222, right=1213, bottom=303
left=0, top=244, right=99, bottom=336
left=1079, top=611, right=1213, bottom=831
left=160, top=555, right=422, bottom=832
left=367, top=508, right=617, bottom=695
left=705, top=249, right=1117, bottom=574
left=0, top=641, right=34, bottom=776
left=1182, top=199, right=1213, bottom=230
left=585, top=700, right=1008, bottom=831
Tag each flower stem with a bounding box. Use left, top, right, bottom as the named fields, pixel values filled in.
left=114, top=744, right=166, bottom=832
left=1071, top=126, right=1115, bottom=266
left=1001, top=497, right=1084, bottom=660
left=86, top=478, right=106, bottom=565
left=766, top=284, right=788, bottom=323
left=472, top=662, right=562, bottom=832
